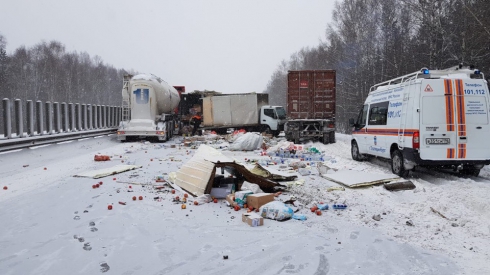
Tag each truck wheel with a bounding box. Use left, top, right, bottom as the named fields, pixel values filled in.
left=351, top=141, right=363, bottom=161
left=262, top=126, right=272, bottom=135
left=391, top=150, right=409, bottom=177
left=329, top=131, right=336, bottom=143
left=461, top=166, right=481, bottom=177
left=322, top=133, right=329, bottom=144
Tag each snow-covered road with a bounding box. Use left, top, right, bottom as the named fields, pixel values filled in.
left=0, top=133, right=488, bottom=274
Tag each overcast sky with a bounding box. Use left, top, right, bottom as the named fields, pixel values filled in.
left=0, top=0, right=335, bottom=94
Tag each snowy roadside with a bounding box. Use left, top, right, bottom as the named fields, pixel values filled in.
left=0, top=133, right=488, bottom=274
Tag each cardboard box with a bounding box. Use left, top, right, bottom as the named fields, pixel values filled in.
left=242, top=212, right=264, bottom=227
left=210, top=184, right=233, bottom=199
left=246, top=193, right=275, bottom=209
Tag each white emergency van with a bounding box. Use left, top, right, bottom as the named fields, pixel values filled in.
left=349, top=66, right=490, bottom=177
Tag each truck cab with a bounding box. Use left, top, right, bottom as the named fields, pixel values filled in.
left=260, top=105, right=287, bottom=135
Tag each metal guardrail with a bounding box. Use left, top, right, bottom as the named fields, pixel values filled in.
left=0, top=128, right=117, bottom=153
left=1, top=98, right=122, bottom=152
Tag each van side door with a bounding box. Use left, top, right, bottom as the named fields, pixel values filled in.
left=366, top=101, right=390, bottom=157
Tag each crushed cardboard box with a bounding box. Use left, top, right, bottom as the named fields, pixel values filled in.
left=242, top=212, right=264, bottom=227
left=246, top=193, right=275, bottom=209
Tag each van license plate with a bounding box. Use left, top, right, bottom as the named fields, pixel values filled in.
left=426, top=138, right=450, bottom=145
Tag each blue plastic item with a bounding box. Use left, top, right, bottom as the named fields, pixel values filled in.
left=332, top=204, right=347, bottom=210
left=292, top=214, right=307, bottom=221
left=317, top=203, right=329, bottom=210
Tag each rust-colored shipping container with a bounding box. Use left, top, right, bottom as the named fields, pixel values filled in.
left=285, top=70, right=336, bottom=144
left=287, top=70, right=336, bottom=119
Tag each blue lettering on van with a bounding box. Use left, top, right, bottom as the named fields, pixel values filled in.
left=369, top=146, right=386, bottom=153
left=133, top=88, right=149, bottom=104
left=387, top=110, right=402, bottom=118
left=389, top=102, right=402, bottom=108
left=465, top=83, right=482, bottom=87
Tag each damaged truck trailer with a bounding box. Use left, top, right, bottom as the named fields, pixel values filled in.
left=201, top=93, right=287, bottom=136
left=285, top=70, right=337, bottom=144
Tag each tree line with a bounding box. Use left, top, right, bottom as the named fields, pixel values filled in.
left=265, top=0, right=490, bottom=133
left=0, top=36, right=131, bottom=106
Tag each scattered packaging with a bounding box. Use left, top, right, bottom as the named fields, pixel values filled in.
left=234, top=190, right=253, bottom=207
left=94, top=155, right=110, bottom=161
left=210, top=184, right=234, bottom=199
left=259, top=201, right=294, bottom=221
left=226, top=194, right=236, bottom=206
left=246, top=193, right=275, bottom=209
left=242, top=212, right=264, bottom=227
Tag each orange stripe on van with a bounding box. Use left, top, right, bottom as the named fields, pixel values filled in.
left=447, top=148, right=455, bottom=159
left=455, top=79, right=466, bottom=137
left=458, top=144, right=466, bottom=159
left=444, top=79, right=455, bottom=131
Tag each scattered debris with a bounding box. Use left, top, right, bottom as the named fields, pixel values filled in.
left=332, top=204, right=347, bottom=210
left=372, top=214, right=381, bottom=221
left=430, top=207, right=448, bottom=220
left=74, top=165, right=142, bottom=179
left=327, top=186, right=345, bottom=192
left=384, top=181, right=416, bottom=191
left=320, top=169, right=399, bottom=188
left=94, top=155, right=111, bottom=161
left=406, top=220, right=414, bottom=226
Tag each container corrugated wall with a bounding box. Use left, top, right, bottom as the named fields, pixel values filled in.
left=287, top=70, right=336, bottom=119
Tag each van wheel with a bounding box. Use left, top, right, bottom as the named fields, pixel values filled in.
left=351, top=141, right=363, bottom=161
left=391, top=150, right=409, bottom=177
left=461, top=166, right=481, bottom=177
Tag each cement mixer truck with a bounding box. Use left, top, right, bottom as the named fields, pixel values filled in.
left=117, top=74, right=180, bottom=142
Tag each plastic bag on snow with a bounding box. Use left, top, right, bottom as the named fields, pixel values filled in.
left=259, top=201, right=294, bottom=221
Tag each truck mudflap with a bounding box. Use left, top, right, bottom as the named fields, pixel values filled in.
left=401, top=148, right=490, bottom=168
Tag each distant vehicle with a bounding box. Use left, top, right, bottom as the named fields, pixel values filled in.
left=117, top=74, right=180, bottom=141
left=350, top=65, right=490, bottom=177
left=284, top=70, right=337, bottom=144
left=200, top=93, right=287, bottom=136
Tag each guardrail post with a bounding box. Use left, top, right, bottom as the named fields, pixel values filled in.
left=54, top=102, right=61, bottom=133
left=45, top=101, right=53, bottom=134
left=61, top=102, right=69, bottom=132
left=68, top=103, right=75, bottom=131
left=36, top=101, right=44, bottom=135
left=98, top=105, right=103, bottom=129
left=87, top=104, right=93, bottom=129
left=82, top=104, right=87, bottom=130
left=14, top=99, right=24, bottom=138
left=117, top=107, right=121, bottom=125
left=75, top=103, right=81, bottom=131
left=110, top=106, right=114, bottom=127
left=104, top=105, right=108, bottom=128
left=93, top=105, right=98, bottom=129
left=3, top=99, right=12, bottom=139
left=27, top=100, right=34, bottom=136
left=101, top=105, right=105, bottom=128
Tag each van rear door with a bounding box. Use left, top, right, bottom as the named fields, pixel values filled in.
left=420, top=79, right=490, bottom=160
